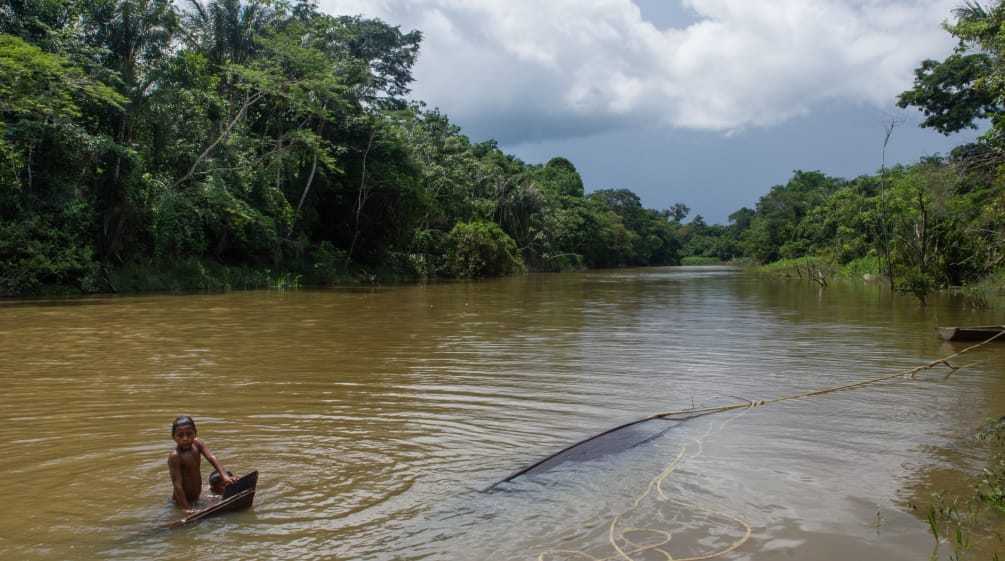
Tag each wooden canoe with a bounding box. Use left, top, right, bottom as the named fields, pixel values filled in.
left=936, top=325, right=1005, bottom=342
left=166, top=471, right=258, bottom=528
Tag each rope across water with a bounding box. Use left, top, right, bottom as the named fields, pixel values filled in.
left=528, top=330, right=1004, bottom=561
left=648, top=328, right=1003, bottom=422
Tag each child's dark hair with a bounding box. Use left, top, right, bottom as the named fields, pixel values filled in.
left=209, top=470, right=234, bottom=488
left=171, top=415, right=196, bottom=436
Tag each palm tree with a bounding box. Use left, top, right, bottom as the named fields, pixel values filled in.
left=181, top=0, right=275, bottom=67
left=87, top=0, right=176, bottom=101
left=84, top=0, right=177, bottom=144
left=950, top=1, right=1002, bottom=44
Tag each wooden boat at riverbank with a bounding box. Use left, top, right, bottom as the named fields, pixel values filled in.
left=936, top=325, right=1005, bottom=342
left=167, top=471, right=258, bottom=527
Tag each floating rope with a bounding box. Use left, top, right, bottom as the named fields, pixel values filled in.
left=645, top=327, right=1004, bottom=422
left=523, top=330, right=1004, bottom=561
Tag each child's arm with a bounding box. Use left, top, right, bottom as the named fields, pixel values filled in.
left=167, top=453, right=193, bottom=511
left=197, top=438, right=237, bottom=484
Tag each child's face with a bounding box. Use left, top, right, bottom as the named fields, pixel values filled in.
left=211, top=480, right=226, bottom=494
left=172, top=425, right=196, bottom=450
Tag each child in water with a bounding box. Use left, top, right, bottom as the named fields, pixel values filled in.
left=168, top=415, right=236, bottom=512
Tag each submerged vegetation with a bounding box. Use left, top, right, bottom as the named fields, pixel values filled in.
left=926, top=417, right=1005, bottom=561
left=1, top=0, right=1004, bottom=302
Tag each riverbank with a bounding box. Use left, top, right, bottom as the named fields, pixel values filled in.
left=757, top=256, right=1005, bottom=309
left=925, top=417, right=1005, bottom=559
left=12, top=253, right=1005, bottom=313
left=102, top=256, right=405, bottom=295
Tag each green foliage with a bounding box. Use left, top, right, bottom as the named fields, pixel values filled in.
left=742, top=171, right=844, bottom=263
left=538, top=157, right=585, bottom=198
left=975, top=418, right=1005, bottom=511
left=108, top=258, right=283, bottom=293
left=446, top=220, right=524, bottom=278
left=0, top=34, right=124, bottom=188
left=309, top=241, right=350, bottom=285
left=0, top=0, right=79, bottom=46
left=584, top=188, right=682, bottom=266
left=739, top=147, right=1004, bottom=298
left=897, top=269, right=934, bottom=305
left=199, top=176, right=282, bottom=263
left=680, top=256, right=722, bottom=265
left=680, top=215, right=742, bottom=261
left=924, top=417, right=1005, bottom=560
left=0, top=1, right=697, bottom=295
left=0, top=203, right=100, bottom=296
left=963, top=268, right=1005, bottom=309
left=152, top=189, right=206, bottom=259
left=0, top=34, right=124, bottom=120
left=3, top=0, right=1003, bottom=298
left=899, top=1, right=1005, bottom=147
left=838, top=256, right=881, bottom=279
left=897, top=53, right=998, bottom=135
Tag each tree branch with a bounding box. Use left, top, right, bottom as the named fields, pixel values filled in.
left=172, top=89, right=267, bottom=188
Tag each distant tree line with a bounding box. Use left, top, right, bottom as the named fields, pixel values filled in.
left=686, top=160, right=1002, bottom=301
left=0, top=0, right=686, bottom=296
left=1, top=0, right=1003, bottom=299
left=676, top=0, right=1005, bottom=303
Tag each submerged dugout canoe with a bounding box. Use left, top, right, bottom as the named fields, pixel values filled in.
left=936, top=325, right=1005, bottom=342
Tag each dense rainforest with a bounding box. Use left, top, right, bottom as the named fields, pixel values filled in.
left=1, top=0, right=1004, bottom=304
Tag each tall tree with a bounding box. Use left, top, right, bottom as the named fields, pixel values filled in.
left=81, top=0, right=178, bottom=260
left=0, top=0, right=78, bottom=47
left=0, top=34, right=125, bottom=294
left=182, top=0, right=274, bottom=67
left=898, top=1, right=1005, bottom=146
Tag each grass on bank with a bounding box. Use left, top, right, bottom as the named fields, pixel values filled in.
left=757, top=256, right=1005, bottom=309
left=680, top=256, right=725, bottom=266
left=959, top=268, right=1005, bottom=310
left=926, top=418, right=1005, bottom=561
left=757, top=255, right=882, bottom=280
left=108, top=260, right=306, bottom=293
left=105, top=242, right=395, bottom=293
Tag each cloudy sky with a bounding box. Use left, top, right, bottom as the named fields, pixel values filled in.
left=317, top=0, right=983, bottom=224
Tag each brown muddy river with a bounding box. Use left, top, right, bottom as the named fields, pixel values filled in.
left=2, top=266, right=1004, bottom=560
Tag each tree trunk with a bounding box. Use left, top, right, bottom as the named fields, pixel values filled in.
left=348, top=129, right=377, bottom=261
left=172, top=89, right=265, bottom=188
left=880, top=117, right=899, bottom=291
left=290, top=153, right=318, bottom=235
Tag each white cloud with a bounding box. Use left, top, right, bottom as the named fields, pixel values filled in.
left=317, top=0, right=960, bottom=141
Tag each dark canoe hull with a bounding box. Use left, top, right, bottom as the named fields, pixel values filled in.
left=166, top=471, right=258, bottom=528
left=223, top=470, right=258, bottom=499
left=937, top=325, right=1005, bottom=342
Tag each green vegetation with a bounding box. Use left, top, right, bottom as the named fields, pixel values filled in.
left=680, top=256, right=722, bottom=266
left=1, top=0, right=1004, bottom=300
left=0, top=0, right=687, bottom=296
left=925, top=418, right=1005, bottom=560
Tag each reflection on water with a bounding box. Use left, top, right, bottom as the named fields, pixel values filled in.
left=2, top=267, right=1004, bottom=560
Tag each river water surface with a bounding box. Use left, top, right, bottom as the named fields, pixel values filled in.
left=2, top=267, right=1005, bottom=560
